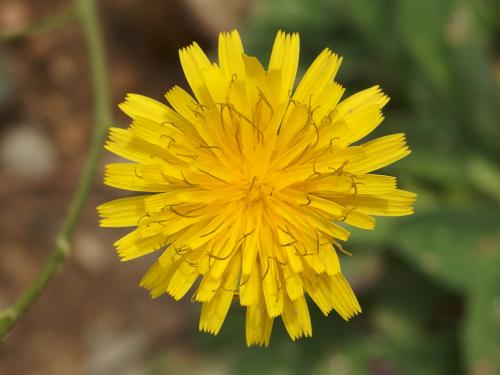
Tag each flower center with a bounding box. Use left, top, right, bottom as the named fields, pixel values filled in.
left=245, top=176, right=272, bottom=205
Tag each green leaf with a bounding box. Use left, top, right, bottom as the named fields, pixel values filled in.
left=391, top=205, right=500, bottom=291
left=396, top=0, right=453, bottom=96
left=466, top=156, right=500, bottom=203
left=387, top=204, right=500, bottom=372
left=463, top=248, right=500, bottom=374
left=443, top=2, right=500, bottom=157
left=397, top=151, right=469, bottom=189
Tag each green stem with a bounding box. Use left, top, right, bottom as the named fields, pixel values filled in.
left=0, top=5, right=77, bottom=43
left=0, top=0, right=111, bottom=339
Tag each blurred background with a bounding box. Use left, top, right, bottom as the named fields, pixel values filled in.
left=0, top=0, right=499, bottom=374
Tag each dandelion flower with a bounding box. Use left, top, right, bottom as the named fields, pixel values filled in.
left=98, top=30, right=416, bottom=346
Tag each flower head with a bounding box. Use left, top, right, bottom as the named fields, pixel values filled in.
left=98, top=30, right=415, bottom=346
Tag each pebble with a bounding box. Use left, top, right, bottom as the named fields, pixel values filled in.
left=73, top=230, right=111, bottom=274
left=0, top=124, right=57, bottom=177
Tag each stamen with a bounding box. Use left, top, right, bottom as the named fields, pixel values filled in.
left=249, top=176, right=257, bottom=191
left=160, top=121, right=180, bottom=131
left=257, top=88, right=274, bottom=115
left=299, top=195, right=311, bottom=207
left=241, top=229, right=256, bottom=241
left=328, top=160, right=350, bottom=176
left=285, top=143, right=311, bottom=168
left=217, top=102, right=264, bottom=142
left=196, top=103, right=208, bottom=111
left=303, top=101, right=321, bottom=146
left=329, top=137, right=340, bottom=153
left=327, top=108, right=338, bottom=122
left=172, top=244, right=189, bottom=257
left=219, top=101, right=228, bottom=130
left=180, top=171, right=198, bottom=186
left=169, top=205, right=201, bottom=218
left=239, top=274, right=251, bottom=288
left=197, top=144, right=222, bottom=150
left=310, top=118, right=320, bottom=146
left=279, top=240, right=298, bottom=247
left=315, top=230, right=320, bottom=255
left=137, top=212, right=151, bottom=226
left=333, top=240, right=352, bottom=256
left=270, top=255, right=287, bottom=268
left=190, top=293, right=198, bottom=303
left=261, top=260, right=271, bottom=280
left=230, top=73, right=238, bottom=87
left=200, top=222, right=224, bottom=237
left=176, top=153, right=199, bottom=160
left=207, top=245, right=238, bottom=261
left=198, top=169, right=228, bottom=183
left=160, top=171, right=180, bottom=184
left=183, top=204, right=207, bottom=217
left=193, top=110, right=206, bottom=120
left=350, top=177, right=362, bottom=195
left=220, top=285, right=238, bottom=293
left=161, top=236, right=171, bottom=248
left=184, top=259, right=198, bottom=268
left=277, top=96, right=294, bottom=135
left=149, top=219, right=169, bottom=227
left=293, top=243, right=307, bottom=257
left=306, top=161, right=322, bottom=181
left=160, top=135, right=176, bottom=149
left=134, top=166, right=143, bottom=179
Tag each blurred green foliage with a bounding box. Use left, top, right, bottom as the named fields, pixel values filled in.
left=0, top=53, right=10, bottom=110
left=151, top=0, right=500, bottom=374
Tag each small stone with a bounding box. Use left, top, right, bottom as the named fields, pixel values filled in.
left=0, top=124, right=57, bottom=177
left=73, top=231, right=111, bottom=274
left=182, top=0, right=253, bottom=37
left=0, top=2, right=29, bottom=34
left=84, top=328, right=149, bottom=375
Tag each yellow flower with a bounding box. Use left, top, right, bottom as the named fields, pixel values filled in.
left=98, top=30, right=415, bottom=346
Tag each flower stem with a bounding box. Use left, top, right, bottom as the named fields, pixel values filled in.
left=0, top=0, right=111, bottom=340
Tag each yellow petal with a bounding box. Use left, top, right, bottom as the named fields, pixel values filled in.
left=218, top=30, right=245, bottom=80
left=282, top=294, right=312, bottom=340
left=293, top=49, right=342, bottom=104
left=199, top=252, right=240, bottom=334
left=179, top=42, right=213, bottom=105
left=348, top=133, right=411, bottom=173
left=245, top=273, right=274, bottom=346
left=268, top=31, right=300, bottom=101
left=97, top=195, right=149, bottom=227
left=335, top=189, right=416, bottom=216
